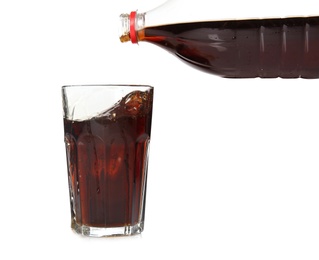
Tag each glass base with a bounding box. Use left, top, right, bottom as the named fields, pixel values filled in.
left=71, top=219, right=144, bottom=237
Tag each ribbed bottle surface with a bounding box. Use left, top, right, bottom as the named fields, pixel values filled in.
left=139, top=16, right=319, bottom=78
left=258, top=18, right=319, bottom=78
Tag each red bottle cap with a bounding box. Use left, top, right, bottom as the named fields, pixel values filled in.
left=130, top=11, right=138, bottom=44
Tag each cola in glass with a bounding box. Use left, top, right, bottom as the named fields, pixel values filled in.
left=62, top=85, right=153, bottom=237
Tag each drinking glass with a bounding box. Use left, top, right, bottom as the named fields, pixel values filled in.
left=62, top=85, right=154, bottom=237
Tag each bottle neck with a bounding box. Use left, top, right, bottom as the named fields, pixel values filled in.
left=119, top=11, right=145, bottom=44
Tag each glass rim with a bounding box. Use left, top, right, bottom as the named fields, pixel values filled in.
left=62, top=84, right=153, bottom=90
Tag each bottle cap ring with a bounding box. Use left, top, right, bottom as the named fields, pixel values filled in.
left=130, top=11, right=138, bottom=44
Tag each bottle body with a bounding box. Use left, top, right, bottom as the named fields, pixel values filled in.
left=120, top=5, right=319, bottom=78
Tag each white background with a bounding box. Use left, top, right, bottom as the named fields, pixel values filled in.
left=1, top=0, right=319, bottom=259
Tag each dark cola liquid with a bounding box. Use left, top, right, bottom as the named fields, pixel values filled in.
left=141, top=16, right=319, bottom=78
left=64, top=90, right=153, bottom=228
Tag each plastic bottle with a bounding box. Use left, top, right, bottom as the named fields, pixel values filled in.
left=119, top=0, right=319, bottom=78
